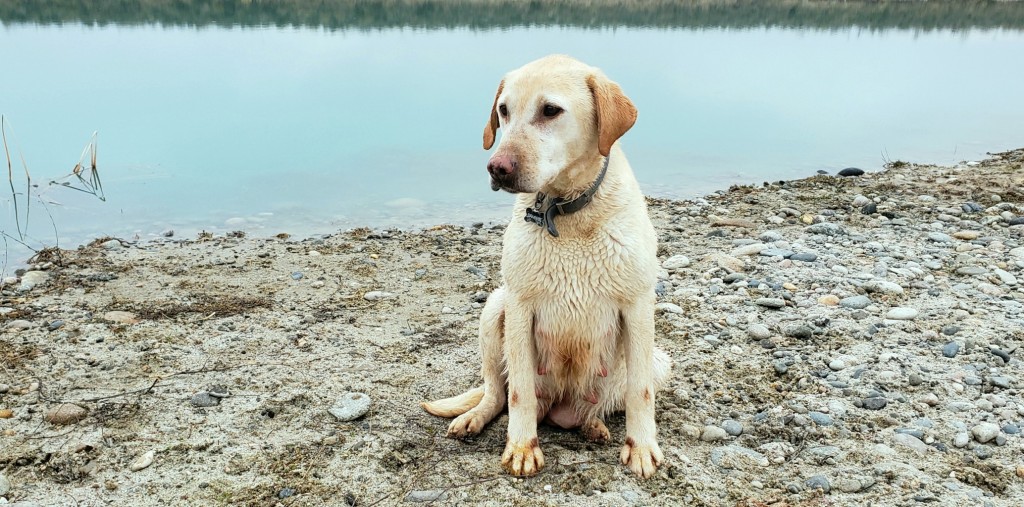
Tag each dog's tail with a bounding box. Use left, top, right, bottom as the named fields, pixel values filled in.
left=421, top=386, right=484, bottom=418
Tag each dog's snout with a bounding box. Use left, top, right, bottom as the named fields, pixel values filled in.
left=487, top=154, right=517, bottom=178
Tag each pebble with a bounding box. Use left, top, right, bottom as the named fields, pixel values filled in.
left=18, top=270, right=49, bottom=290
left=989, top=375, right=1011, bottom=388
left=839, top=295, right=871, bottom=309
left=956, top=266, right=987, bottom=276
left=130, top=450, right=155, bottom=472
left=6, top=319, right=33, bottom=330
left=942, top=342, right=960, bottom=358
left=971, top=422, right=1000, bottom=444
left=0, top=473, right=9, bottom=496
left=993, top=268, right=1017, bottom=285
left=852, top=195, right=871, bottom=206
left=701, top=425, right=728, bottom=442
left=836, top=477, right=874, bottom=493
left=908, top=373, right=923, bottom=386
left=809, top=412, right=833, bottom=426
left=862, top=397, right=887, bottom=410
left=806, top=223, right=847, bottom=236
left=662, top=255, right=690, bottom=269
left=405, top=490, right=447, bottom=502
left=363, top=291, right=396, bottom=301
left=805, top=475, right=831, bottom=493
left=711, top=217, right=757, bottom=229
left=953, top=230, right=980, bottom=240
left=710, top=445, right=769, bottom=469
left=190, top=392, right=220, bottom=408
left=790, top=252, right=818, bottom=262
left=861, top=203, right=878, bottom=215
left=784, top=325, right=813, bottom=340
left=732, top=243, right=766, bottom=256
left=953, top=432, right=971, bottom=448
left=655, top=302, right=684, bottom=314
left=291, top=272, right=304, bottom=280
left=746, top=324, right=771, bottom=340
left=1002, top=423, right=1020, bottom=435
left=721, top=420, right=743, bottom=436
left=102, top=311, right=138, bottom=324
left=926, top=232, right=952, bottom=243
left=861, top=280, right=904, bottom=295
left=329, top=392, right=372, bottom=422
left=838, top=167, right=864, bottom=177
left=885, top=307, right=918, bottom=320
left=818, top=295, right=840, bottom=306
left=892, top=432, right=929, bottom=454
left=44, top=404, right=88, bottom=425
left=755, top=298, right=785, bottom=309
left=278, top=488, right=296, bottom=499
left=827, top=359, right=847, bottom=371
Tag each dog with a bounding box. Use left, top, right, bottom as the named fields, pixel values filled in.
left=422, top=54, right=671, bottom=479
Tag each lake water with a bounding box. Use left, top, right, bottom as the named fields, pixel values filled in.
left=2, top=1, right=1024, bottom=262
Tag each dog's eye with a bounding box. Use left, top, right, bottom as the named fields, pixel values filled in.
left=498, top=104, right=508, bottom=117
left=542, top=105, right=563, bottom=118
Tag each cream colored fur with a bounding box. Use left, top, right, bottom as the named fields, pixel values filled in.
left=422, top=54, right=671, bottom=479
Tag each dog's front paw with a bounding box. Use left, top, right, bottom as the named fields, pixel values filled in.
left=620, top=437, right=663, bottom=478
left=501, top=438, right=544, bottom=476
left=447, top=410, right=488, bottom=438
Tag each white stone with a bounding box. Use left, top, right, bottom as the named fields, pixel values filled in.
left=329, top=392, right=372, bottom=422
left=130, top=450, right=155, bottom=472
left=731, top=243, right=766, bottom=256
left=655, top=303, right=684, bottom=314
left=971, top=422, right=1000, bottom=443
left=662, top=255, right=690, bottom=270
left=886, top=307, right=918, bottom=320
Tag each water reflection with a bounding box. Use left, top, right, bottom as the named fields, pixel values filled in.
left=3, top=0, right=1024, bottom=31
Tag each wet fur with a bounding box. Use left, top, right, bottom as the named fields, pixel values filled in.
left=422, top=54, right=671, bottom=479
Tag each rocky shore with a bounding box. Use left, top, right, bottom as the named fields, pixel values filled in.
left=1, top=149, right=1023, bottom=506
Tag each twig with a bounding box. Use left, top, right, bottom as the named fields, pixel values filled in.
left=80, top=377, right=161, bottom=403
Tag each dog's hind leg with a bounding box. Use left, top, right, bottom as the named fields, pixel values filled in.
left=424, top=287, right=509, bottom=438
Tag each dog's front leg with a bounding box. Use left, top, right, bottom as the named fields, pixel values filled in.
left=619, top=297, right=664, bottom=478
left=500, top=295, right=544, bottom=476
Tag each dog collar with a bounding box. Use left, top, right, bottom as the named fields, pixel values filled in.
left=524, top=156, right=610, bottom=237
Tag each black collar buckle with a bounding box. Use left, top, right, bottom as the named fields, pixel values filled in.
left=523, top=156, right=610, bottom=238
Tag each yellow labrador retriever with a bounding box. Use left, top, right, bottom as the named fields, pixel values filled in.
left=423, top=54, right=671, bottom=478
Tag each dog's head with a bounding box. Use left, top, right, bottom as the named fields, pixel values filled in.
left=483, top=55, right=637, bottom=194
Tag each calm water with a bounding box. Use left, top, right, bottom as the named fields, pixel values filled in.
left=2, top=2, right=1024, bottom=261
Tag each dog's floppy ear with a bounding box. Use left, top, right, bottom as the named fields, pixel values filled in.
left=483, top=79, right=505, bottom=150
left=587, top=74, right=637, bottom=157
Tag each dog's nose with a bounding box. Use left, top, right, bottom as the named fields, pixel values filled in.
left=487, top=154, right=517, bottom=178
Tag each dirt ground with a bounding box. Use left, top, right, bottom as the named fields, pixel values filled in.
left=2, top=149, right=1024, bottom=506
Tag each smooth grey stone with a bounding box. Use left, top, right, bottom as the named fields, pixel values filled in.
left=701, top=425, right=729, bottom=442
left=862, top=397, right=887, bottom=410
left=908, top=373, right=923, bottom=386
left=1002, top=423, right=1020, bottom=435
left=989, top=376, right=1011, bottom=389
left=190, top=392, right=220, bottom=408
left=805, top=475, right=831, bottom=492
left=790, top=252, right=818, bottom=262
left=942, top=342, right=960, bottom=358
left=721, top=420, right=743, bottom=436
left=941, top=325, right=960, bottom=336
left=755, top=297, right=786, bottom=309
left=971, top=422, right=999, bottom=443
left=862, top=280, right=904, bottom=295
left=885, top=307, right=919, bottom=320
left=840, top=295, right=871, bottom=309
left=329, top=392, right=372, bottom=422
left=990, top=349, right=1011, bottom=364
left=892, top=432, right=929, bottom=454
left=291, top=272, right=304, bottom=280
left=774, top=360, right=789, bottom=375
left=927, top=232, right=952, bottom=243
left=808, top=412, right=833, bottom=426
left=760, top=248, right=795, bottom=258
left=838, top=167, right=864, bottom=177
left=956, top=266, right=988, bottom=276
left=747, top=324, right=771, bottom=340
left=953, top=432, right=970, bottom=448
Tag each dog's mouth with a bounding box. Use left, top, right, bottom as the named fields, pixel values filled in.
left=490, top=176, right=524, bottom=194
